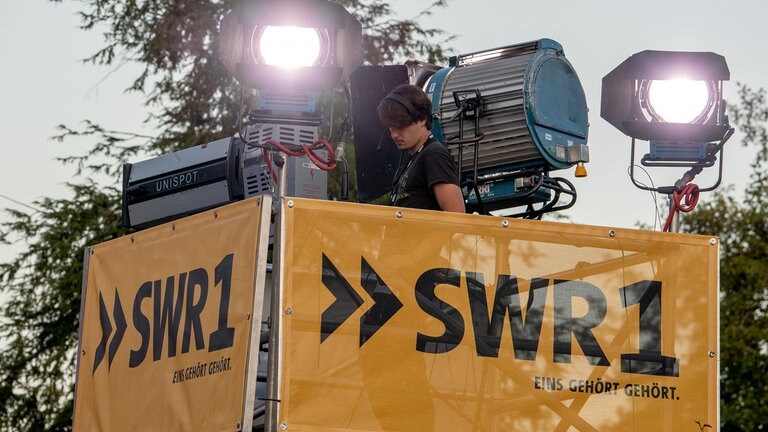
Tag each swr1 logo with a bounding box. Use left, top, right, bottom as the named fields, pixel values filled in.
left=92, top=254, right=236, bottom=373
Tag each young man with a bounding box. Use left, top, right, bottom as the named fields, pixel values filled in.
left=377, top=84, right=465, bottom=213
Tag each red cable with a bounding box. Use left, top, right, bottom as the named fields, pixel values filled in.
left=302, top=139, right=337, bottom=171
left=262, top=148, right=278, bottom=184
left=265, top=139, right=304, bottom=157
left=663, top=183, right=700, bottom=232
left=263, top=138, right=337, bottom=171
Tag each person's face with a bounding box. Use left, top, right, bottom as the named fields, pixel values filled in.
left=388, top=119, right=428, bottom=153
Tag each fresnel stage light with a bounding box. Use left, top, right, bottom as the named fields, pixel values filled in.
left=426, top=39, right=589, bottom=217
left=219, top=0, right=362, bottom=90
left=601, top=50, right=734, bottom=231
left=219, top=0, right=363, bottom=200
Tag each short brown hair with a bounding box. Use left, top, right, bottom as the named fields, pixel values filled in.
left=377, top=84, right=433, bottom=130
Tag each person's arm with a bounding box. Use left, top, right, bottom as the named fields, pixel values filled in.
left=433, top=183, right=466, bottom=213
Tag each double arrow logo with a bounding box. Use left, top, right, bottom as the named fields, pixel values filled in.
left=92, top=253, right=400, bottom=369
left=92, top=290, right=127, bottom=374
left=320, top=253, right=402, bottom=347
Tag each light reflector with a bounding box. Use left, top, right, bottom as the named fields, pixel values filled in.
left=255, top=26, right=322, bottom=68
left=644, top=79, right=712, bottom=124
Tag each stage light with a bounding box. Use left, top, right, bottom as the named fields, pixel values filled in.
left=218, top=0, right=362, bottom=90
left=601, top=50, right=730, bottom=144
left=425, top=39, right=590, bottom=215
left=426, top=39, right=589, bottom=176
left=213, top=0, right=362, bottom=212
left=256, top=26, right=323, bottom=68
left=601, top=50, right=734, bottom=231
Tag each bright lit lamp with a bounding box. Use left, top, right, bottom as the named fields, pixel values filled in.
left=218, top=0, right=362, bottom=90
left=256, top=26, right=323, bottom=68
left=601, top=50, right=734, bottom=232
left=643, top=79, right=713, bottom=124
left=601, top=50, right=730, bottom=146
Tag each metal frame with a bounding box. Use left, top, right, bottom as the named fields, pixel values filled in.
left=71, top=247, right=92, bottom=424
left=265, top=162, right=289, bottom=431
left=628, top=127, right=735, bottom=194
left=242, top=195, right=273, bottom=431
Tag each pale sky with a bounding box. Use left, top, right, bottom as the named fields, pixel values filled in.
left=1, top=0, right=767, bottom=262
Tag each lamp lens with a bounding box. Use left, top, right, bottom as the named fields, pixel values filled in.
left=646, top=79, right=712, bottom=124
left=257, top=26, right=321, bottom=68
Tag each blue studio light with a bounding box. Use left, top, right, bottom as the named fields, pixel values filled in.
left=419, top=39, right=590, bottom=213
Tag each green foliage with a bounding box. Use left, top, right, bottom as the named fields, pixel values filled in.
left=0, top=1, right=453, bottom=431
left=339, top=0, right=455, bottom=65
left=730, top=84, right=768, bottom=167
left=0, top=182, right=128, bottom=431
left=684, top=84, right=768, bottom=431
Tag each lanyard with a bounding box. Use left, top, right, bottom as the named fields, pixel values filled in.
left=390, top=141, right=429, bottom=204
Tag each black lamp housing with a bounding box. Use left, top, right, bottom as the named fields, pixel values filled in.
left=219, top=0, right=362, bottom=90
left=601, top=50, right=730, bottom=143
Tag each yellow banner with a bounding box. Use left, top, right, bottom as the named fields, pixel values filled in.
left=278, top=198, right=718, bottom=431
left=74, top=197, right=270, bottom=432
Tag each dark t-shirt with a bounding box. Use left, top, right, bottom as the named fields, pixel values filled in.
left=392, top=137, right=461, bottom=210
